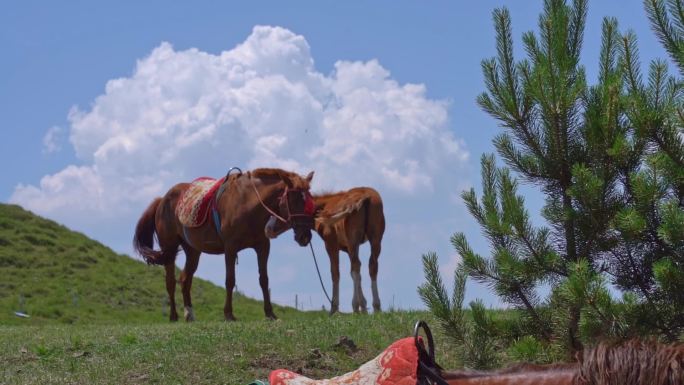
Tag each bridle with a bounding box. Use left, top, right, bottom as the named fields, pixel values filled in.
left=249, top=172, right=314, bottom=226
left=415, top=321, right=451, bottom=385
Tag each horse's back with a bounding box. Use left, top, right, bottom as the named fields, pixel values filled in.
left=347, top=187, right=382, bottom=203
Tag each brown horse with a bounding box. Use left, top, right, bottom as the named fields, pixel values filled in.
left=440, top=363, right=577, bottom=385
left=438, top=339, right=684, bottom=385
left=266, top=187, right=385, bottom=314
left=133, top=168, right=315, bottom=321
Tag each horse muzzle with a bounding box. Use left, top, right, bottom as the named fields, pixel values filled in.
left=294, top=229, right=312, bottom=246
left=264, top=216, right=289, bottom=239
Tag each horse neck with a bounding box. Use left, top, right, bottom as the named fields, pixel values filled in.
left=443, top=367, right=576, bottom=385
left=246, top=176, right=285, bottom=217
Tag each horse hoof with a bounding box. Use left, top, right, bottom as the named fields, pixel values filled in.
left=184, top=306, right=195, bottom=322
left=170, top=314, right=179, bottom=322
left=265, top=314, right=278, bottom=320
left=225, top=315, right=238, bottom=322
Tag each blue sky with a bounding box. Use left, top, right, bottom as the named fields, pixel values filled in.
left=1, top=1, right=669, bottom=313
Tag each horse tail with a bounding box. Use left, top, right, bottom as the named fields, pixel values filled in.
left=133, top=197, right=170, bottom=265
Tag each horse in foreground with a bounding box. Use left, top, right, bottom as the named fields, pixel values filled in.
left=439, top=339, right=683, bottom=384
left=134, top=168, right=315, bottom=321
left=267, top=321, right=683, bottom=385
left=266, top=186, right=385, bottom=314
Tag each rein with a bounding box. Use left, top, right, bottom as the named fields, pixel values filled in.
left=248, top=172, right=314, bottom=224
left=249, top=172, right=289, bottom=224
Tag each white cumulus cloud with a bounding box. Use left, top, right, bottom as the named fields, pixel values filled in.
left=8, top=25, right=480, bottom=312
left=42, top=126, right=63, bottom=154
left=11, top=25, right=468, bottom=222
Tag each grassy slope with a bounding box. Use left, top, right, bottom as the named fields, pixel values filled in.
left=0, top=313, right=460, bottom=385
left=0, top=204, right=460, bottom=384
left=0, top=203, right=303, bottom=325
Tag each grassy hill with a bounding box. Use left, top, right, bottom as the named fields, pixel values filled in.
left=0, top=205, right=522, bottom=385
left=0, top=203, right=304, bottom=325
left=0, top=311, right=448, bottom=384
left=0, top=206, right=455, bottom=385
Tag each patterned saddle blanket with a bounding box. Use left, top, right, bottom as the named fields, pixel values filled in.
left=269, top=337, right=418, bottom=385
left=176, top=176, right=226, bottom=227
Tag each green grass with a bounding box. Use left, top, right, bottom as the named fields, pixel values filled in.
left=0, top=203, right=301, bottom=325
left=0, top=312, right=464, bottom=385
left=0, top=204, right=465, bottom=384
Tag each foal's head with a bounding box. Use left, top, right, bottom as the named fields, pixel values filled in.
left=264, top=170, right=315, bottom=246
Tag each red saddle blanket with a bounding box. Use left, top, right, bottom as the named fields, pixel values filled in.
left=176, top=176, right=225, bottom=227
left=269, top=337, right=418, bottom=385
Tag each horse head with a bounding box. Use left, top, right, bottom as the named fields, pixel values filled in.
left=263, top=170, right=315, bottom=246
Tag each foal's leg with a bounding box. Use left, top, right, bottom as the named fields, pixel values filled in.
left=179, top=244, right=201, bottom=322
left=255, top=241, right=277, bottom=320
left=369, top=239, right=382, bottom=312
left=349, top=244, right=368, bottom=313
left=325, top=241, right=341, bottom=315
left=223, top=251, right=238, bottom=321
left=164, top=262, right=179, bottom=322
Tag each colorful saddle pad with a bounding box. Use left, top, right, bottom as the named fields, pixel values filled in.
left=269, top=337, right=418, bottom=385
left=176, top=177, right=226, bottom=227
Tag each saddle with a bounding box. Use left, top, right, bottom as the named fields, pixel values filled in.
left=264, top=321, right=449, bottom=385
left=176, top=176, right=227, bottom=228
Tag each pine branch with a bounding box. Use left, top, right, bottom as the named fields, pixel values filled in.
left=599, top=18, right=620, bottom=84
left=569, top=0, right=588, bottom=58
left=670, top=0, right=684, bottom=33
left=418, top=252, right=467, bottom=343
left=620, top=31, right=644, bottom=95
left=645, top=0, right=684, bottom=74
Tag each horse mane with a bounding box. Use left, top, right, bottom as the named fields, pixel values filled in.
left=250, top=168, right=310, bottom=189
left=250, top=168, right=296, bottom=179
left=574, top=339, right=684, bottom=385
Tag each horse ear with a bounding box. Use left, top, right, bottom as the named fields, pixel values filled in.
left=305, top=171, right=314, bottom=183
left=278, top=171, right=294, bottom=188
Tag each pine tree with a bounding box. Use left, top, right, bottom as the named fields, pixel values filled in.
left=420, top=0, right=683, bottom=366
left=613, top=0, right=684, bottom=339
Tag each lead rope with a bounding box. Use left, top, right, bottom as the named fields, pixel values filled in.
left=309, top=239, right=333, bottom=308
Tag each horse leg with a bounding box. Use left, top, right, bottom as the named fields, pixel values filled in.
left=325, top=240, right=341, bottom=315
left=349, top=244, right=368, bottom=313
left=223, top=251, right=238, bottom=321
left=164, top=262, right=179, bottom=322
left=369, top=239, right=381, bottom=312
left=179, top=244, right=200, bottom=322
left=255, top=241, right=277, bottom=320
